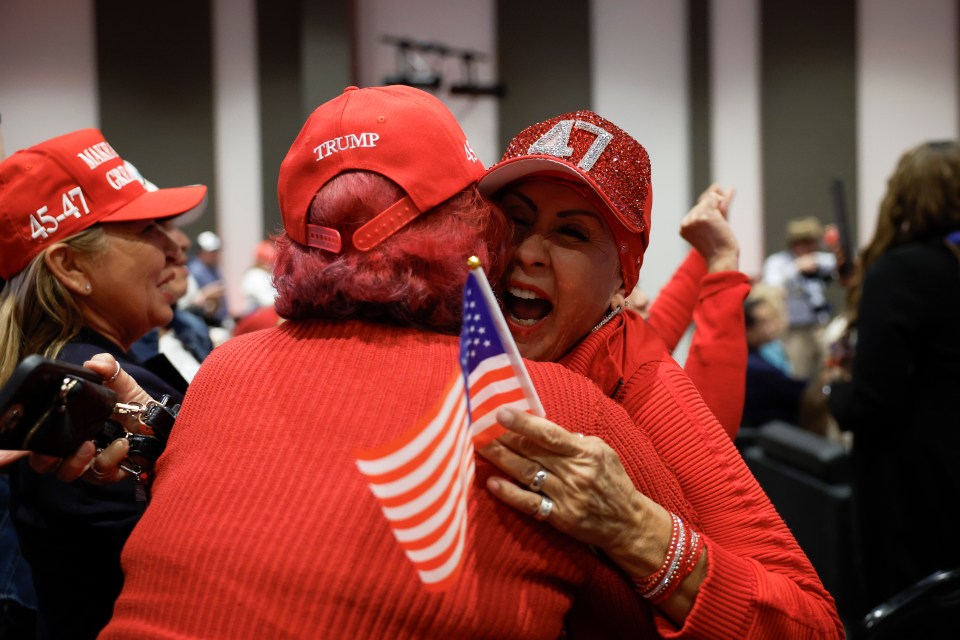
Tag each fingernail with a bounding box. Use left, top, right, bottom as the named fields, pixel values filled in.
left=487, top=477, right=501, bottom=491
left=109, top=438, right=129, bottom=454
left=497, top=408, right=515, bottom=426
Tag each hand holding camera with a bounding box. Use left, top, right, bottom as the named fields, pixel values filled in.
left=0, top=353, right=176, bottom=486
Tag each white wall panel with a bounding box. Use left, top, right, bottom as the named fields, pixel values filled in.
left=0, top=0, right=98, bottom=155
left=711, top=0, right=763, bottom=277
left=591, top=0, right=690, bottom=300
left=212, top=0, right=263, bottom=317
left=858, top=0, right=958, bottom=248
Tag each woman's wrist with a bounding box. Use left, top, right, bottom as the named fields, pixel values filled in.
left=633, top=514, right=704, bottom=603
left=602, top=495, right=675, bottom=579
left=704, top=248, right=740, bottom=274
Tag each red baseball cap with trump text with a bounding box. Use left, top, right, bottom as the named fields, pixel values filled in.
left=478, top=111, right=653, bottom=294
left=0, top=128, right=207, bottom=280
left=277, top=85, right=484, bottom=253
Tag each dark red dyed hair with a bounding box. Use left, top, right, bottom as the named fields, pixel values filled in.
left=273, top=171, right=511, bottom=334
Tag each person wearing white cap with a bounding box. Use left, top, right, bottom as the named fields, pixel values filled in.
left=186, top=230, right=229, bottom=327
left=762, top=216, right=839, bottom=378
left=0, top=128, right=206, bottom=639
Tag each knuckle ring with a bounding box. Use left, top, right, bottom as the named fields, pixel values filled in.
left=106, top=361, right=121, bottom=384
left=529, top=468, right=548, bottom=492
left=534, top=495, right=553, bottom=521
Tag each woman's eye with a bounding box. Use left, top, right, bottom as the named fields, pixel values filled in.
left=504, top=208, right=532, bottom=227
left=560, top=226, right=588, bottom=241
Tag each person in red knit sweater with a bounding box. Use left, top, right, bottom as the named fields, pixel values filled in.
left=43, top=86, right=739, bottom=638
left=477, top=110, right=843, bottom=637
left=626, top=183, right=749, bottom=437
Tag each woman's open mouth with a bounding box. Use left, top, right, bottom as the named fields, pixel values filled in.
left=504, top=285, right=553, bottom=327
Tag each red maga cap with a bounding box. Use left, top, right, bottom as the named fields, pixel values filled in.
left=478, top=110, right=652, bottom=294
left=0, top=128, right=208, bottom=280
left=277, top=85, right=485, bottom=253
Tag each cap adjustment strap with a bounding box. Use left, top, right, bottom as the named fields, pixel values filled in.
left=306, top=225, right=343, bottom=253
left=303, top=195, right=422, bottom=254
left=352, top=195, right=421, bottom=252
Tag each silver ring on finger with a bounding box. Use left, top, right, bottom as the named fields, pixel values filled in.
left=530, top=468, right=548, bottom=492
left=534, top=495, right=554, bottom=521
left=106, top=361, right=121, bottom=384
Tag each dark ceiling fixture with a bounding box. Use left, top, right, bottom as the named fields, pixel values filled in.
left=381, top=36, right=506, bottom=98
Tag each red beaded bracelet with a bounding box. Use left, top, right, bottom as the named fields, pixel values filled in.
left=633, top=513, right=682, bottom=593
left=650, top=529, right=704, bottom=605
left=633, top=512, right=705, bottom=604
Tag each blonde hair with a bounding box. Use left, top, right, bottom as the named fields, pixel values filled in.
left=747, top=282, right=787, bottom=318
left=0, top=227, right=108, bottom=385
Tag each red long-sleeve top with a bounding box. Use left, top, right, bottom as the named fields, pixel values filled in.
left=645, top=249, right=750, bottom=437
left=561, top=315, right=844, bottom=638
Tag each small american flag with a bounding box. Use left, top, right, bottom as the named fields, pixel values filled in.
left=355, top=259, right=543, bottom=590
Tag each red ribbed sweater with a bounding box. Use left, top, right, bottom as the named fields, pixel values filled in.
left=102, top=320, right=700, bottom=639
left=644, top=249, right=751, bottom=437
left=561, top=314, right=845, bottom=638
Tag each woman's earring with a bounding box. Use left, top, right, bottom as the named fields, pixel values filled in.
left=592, top=305, right=622, bottom=333
left=84, top=283, right=92, bottom=293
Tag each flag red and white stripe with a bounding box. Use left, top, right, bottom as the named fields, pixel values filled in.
left=355, top=263, right=543, bottom=589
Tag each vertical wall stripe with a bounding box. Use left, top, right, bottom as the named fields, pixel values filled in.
left=689, top=0, right=712, bottom=203
left=213, top=0, right=263, bottom=316
left=760, top=0, right=857, bottom=264
left=257, top=0, right=304, bottom=237
left=710, top=0, right=763, bottom=276
left=593, top=1, right=690, bottom=298
left=256, top=0, right=354, bottom=243
left=95, top=0, right=216, bottom=235
left=0, top=0, right=98, bottom=155
left=496, top=0, right=592, bottom=154
left=857, top=0, right=959, bottom=248
left=301, top=0, right=354, bottom=115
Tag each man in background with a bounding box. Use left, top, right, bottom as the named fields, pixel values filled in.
left=762, top=216, right=838, bottom=378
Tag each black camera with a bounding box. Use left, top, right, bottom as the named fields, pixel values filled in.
left=0, top=355, right=176, bottom=472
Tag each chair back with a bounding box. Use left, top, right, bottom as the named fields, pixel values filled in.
left=855, top=567, right=960, bottom=639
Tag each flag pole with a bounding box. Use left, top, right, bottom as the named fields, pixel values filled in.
left=466, top=256, right=544, bottom=417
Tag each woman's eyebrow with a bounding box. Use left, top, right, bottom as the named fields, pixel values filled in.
left=556, top=209, right=603, bottom=223
left=501, top=189, right=537, bottom=211
left=503, top=190, right=603, bottom=223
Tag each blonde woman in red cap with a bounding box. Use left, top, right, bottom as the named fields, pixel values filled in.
left=476, top=112, right=844, bottom=638
left=0, top=130, right=207, bottom=639
left=74, top=87, right=740, bottom=639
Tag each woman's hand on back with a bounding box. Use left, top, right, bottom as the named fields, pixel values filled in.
left=479, top=408, right=671, bottom=578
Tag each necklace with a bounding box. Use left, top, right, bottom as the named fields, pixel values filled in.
left=591, top=306, right=622, bottom=332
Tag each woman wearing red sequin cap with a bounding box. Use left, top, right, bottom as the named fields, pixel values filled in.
left=477, top=112, right=844, bottom=637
